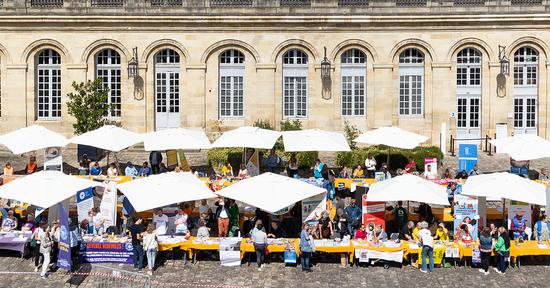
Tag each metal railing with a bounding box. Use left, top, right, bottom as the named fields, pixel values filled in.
left=30, top=0, right=64, bottom=7
left=453, top=0, right=485, bottom=6
left=338, top=0, right=370, bottom=6
left=91, top=0, right=124, bottom=6
left=395, top=0, right=427, bottom=6
left=448, top=134, right=493, bottom=157
left=511, top=0, right=542, bottom=5
left=280, top=0, right=311, bottom=6
left=210, top=0, right=253, bottom=6
left=150, top=0, right=182, bottom=6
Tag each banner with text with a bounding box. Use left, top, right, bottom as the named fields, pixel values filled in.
left=77, top=188, right=94, bottom=223
left=78, top=241, right=134, bottom=264
left=99, top=181, right=117, bottom=228
left=57, top=203, right=72, bottom=271
left=302, top=193, right=327, bottom=223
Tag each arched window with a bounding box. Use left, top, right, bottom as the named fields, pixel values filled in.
left=219, top=49, right=245, bottom=117
left=155, top=49, right=181, bottom=129
left=341, top=49, right=366, bottom=116
left=513, top=46, right=539, bottom=135
left=398, top=48, right=424, bottom=116
left=36, top=49, right=61, bottom=119
left=456, top=48, right=482, bottom=142
left=95, top=49, right=121, bottom=118
left=283, top=49, right=308, bottom=117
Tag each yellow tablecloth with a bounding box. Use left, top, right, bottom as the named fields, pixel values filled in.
left=240, top=238, right=299, bottom=259
left=510, top=241, right=550, bottom=257
left=334, top=178, right=375, bottom=189
left=187, top=237, right=220, bottom=258
left=158, top=240, right=189, bottom=252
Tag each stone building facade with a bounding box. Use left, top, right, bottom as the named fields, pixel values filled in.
left=1, top=0, right=550, bottom=149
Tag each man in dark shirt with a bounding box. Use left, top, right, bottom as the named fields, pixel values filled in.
left=267, top=221, right=287, bottom=238
left=127, top=217, right=145, bottom=270
left=393, top=201, right=408, bottom=232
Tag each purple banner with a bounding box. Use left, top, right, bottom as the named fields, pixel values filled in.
left=78, top=241, right=134, bottom=264
left=57, top=203, right=72, bottom=271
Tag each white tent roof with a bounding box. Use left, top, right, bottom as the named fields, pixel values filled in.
left=354, top=126, right=428, bottom=149
left=367, top=174, right=449, bottom=206
left=490, top=134, right=550, bottom=161
left=68, top=125, right=142, bottom=152
left=117, top=172, right=217, bottom=212
left=461, top=172, right=546, bottom=205
left=211, top=126, right=281, bottom=149
left=143, top=128, right=211, bottom=151
left=216, top=172, right=326, bottom=214
left=282, top=129, right=351, bottom=152
left=0, top=171, right=101, bottom=209
left=0, top=125, right=68, bottom=154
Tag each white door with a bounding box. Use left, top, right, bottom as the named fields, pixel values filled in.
left=456, top=97, right=481, bottom=145
left=513, top=97, right=537, bottom=135
left=155, top=70, right=180, bottom=130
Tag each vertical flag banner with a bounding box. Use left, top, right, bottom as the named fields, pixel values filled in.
left=57, top=203, right=72, bottom=271
left=99, top=181, right=117, bottom=228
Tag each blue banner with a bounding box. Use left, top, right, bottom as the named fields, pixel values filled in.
left=458, top=144, right=478, bottom=174
left=57, top=203, right=72, bottom=271
left=79, top=241, right=134, bottom=264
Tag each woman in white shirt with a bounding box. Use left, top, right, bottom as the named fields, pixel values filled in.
left=142, top=223, right=158, bottom=275
left=152, top=209, right=168, bottom=236
left=107, top=163, right=118, bottom=177
left=90, top=208, right=105, bottom=235
left=238, top=163, right=249, bottom=178
left=174, top=208, right=188, bottom=235
left=365, top=155, right=377, bottom=178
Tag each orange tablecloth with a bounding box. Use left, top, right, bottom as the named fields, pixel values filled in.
left=510, top=241, right=550, bottom=257
left=158, top=238, right=189, bottom=252
left=187, top=237, right=220, bottom=258
left=240, top=238, right=299, bottom=259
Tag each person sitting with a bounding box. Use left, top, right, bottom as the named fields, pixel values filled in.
left=352, top=165, right=365, bottom=178
left=434, top=223, right=449, bottom=241
left=318, top=211, right=333, bottom=239
left=21, top=214, right=36, bottom=232
left=380, top=163, right=392, bottom=180
left=442, top=168, right=453, bottom=179
left=26, top=156, right=38, bottom=174
left=152, top=208, right=168, bottom=236
left=539, top=168, right=550, bottom=180
left=455, top=170, right=469, bottom=180
left=469, top=164, right=482, bottom=176
left=2, top=210, right=18, bottom=231
left=310, top=223, right=321, bottom=239
left=373, top=224, right=387, bottom=241
left=78, top=161, right=89, bottom=175
left=197, top=219, right=210, bottom=239
left=221, top=162, right=233, bottom=177
left=90, top=162, right=102, bottom=176
left=534, top=215, right=550, bottom=242
left=138, top=162, right=152, bottom=177
left=125, top=162, right=138, bottom=177
left=338, top=166, right=351, bottom=178
left=313, top=159, right=326, bottom=179
left=174, top=208, right=189, bottom=236
left=107, top=163, right=118, bottom=177
left=238, top=163, right=249, bottom=178
left=412, top=221, right=422, bottom=241
left=90, top=207, right=105, bottom=235
left=267, top=220, right=286, bottom=238
left=354, top=224, right=367, bottom=240
left=3, top=162, right=13, bottom=177
left=404, top=157, right=416, bottom=174
left=401, top=221, right=415, bottom=241
left=510, top=211, right=528, bottom=240
left=422, top=165, right=437, bottom=180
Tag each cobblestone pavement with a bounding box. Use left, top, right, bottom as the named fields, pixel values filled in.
left=0, top=250, right=548, bottom=288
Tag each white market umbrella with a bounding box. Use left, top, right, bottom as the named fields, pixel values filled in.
left=117, top=172, right=216, bottom=212
left=490, top=134, right=550, bottom=161
left=354, top=126, right=428, bottom=149
left=461, top=172, right=546, bottom=205
left=216, top=172, right=326, bottom=214
left=68, top=125, right=142, bottom=152
left=143, top=128, right=211, bottom=151
left=0, top=125, right=68, bottom=154
left=0, top=171, right=101, bottom=209
left=282, top=129, right=351, bottom=152
left=367, top=174, right=449, bottom=206
left=212, top=126, right=281, bottom=149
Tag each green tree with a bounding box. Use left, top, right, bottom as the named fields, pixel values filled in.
left=66, top=79, right=113, bottom=135
left=253, top=119, right=274, bottom=130
left=280, top=119, right=302, bottom=131
left=343, top=120, right=361, bottom=149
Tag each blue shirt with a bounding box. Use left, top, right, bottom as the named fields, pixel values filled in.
left=125, top=166, right=138, bottom=177
left=313, top=163, right=324, bottom=178
left=90, top=166, right=102, bottom=175
left=138, top=167, right=151, bottom=177
left=300, top=230, right=313, bottom=252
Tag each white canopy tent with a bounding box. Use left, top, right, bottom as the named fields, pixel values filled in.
left=461, top=172, right=546, bottom=205
left=117, top=172, right=217, bottom=212
left=212, top=126, right=281, bottom=149
left=68, top=125, right=142, bottom=152
left=282, top=129, right=351, bottom=152
left=354, top=126, right=428, bottom=149
left=0, top=171, right=101, bottom=209
left=216, top=172, right=326, bottom=214
left=367, top=174, right=449, bottom=206
left=0, top=125, right=68, bottom=154
left=490, top=134, right=550, bottom=161
left=143, top=128, right=212, bottom=151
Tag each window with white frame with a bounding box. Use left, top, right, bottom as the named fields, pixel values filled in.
left=456, top=48, right=481, bottom=86
left=36, top=49, right=61, bottom=119
left=219, top=49, right=244, bottom=117
left=283, top=49, right=308, bottom=117
left=513, top=46, right=539, bottom=133
left=514, top=46, right=538, bottom=86
left=155, top=49, right=180, bottom=114
left=341, top=49, right=366, bottom=116
left=398, top=48, right=424, bottom=116
left=96, top=49, right=121, bottom=118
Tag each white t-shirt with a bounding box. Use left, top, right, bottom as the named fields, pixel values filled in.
left=365, top=158, right=377, bottom=171
left=92, top=213, right=104, bottom=228
left=174, top=213, right=188, bottom=233
left=419, top=228, right=434, bottom=248
left=197, top=226, right=210, bottom=238
left=423, top=170, right=437, bottom=180
left=153, top=214, right=169, bottom=235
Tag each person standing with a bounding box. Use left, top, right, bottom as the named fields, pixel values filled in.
left=127, top=217, right=145, bottom=271
left=313, top=159, right=325, bottom=179
left=149, top=151, right=163, bottom=175
left=364, top=155, right=377, bottom=178
left=510, top=211, right=528, bottom=240
left=33, top=220, right=46, bottom=272
left=266, top=149, right=279, bottom=173
left=479, top=227, right=493, bottom=276
left=26, top=156, right=38, bottom=174
left=344, top=199, right=361, bottom=236
left=68, top=218, right=82, bottom=272
left=251, top=221, right=268, bottom=271
left=174, top=208, right=189, bottom=235
left=300, top=222, right=313, bottom=272
left=418, top=221, right=434, bottom=273
left=142, top=223, right=158, bottom=275
left=469, top=164, right=482, bottom=176
left=494, top=227, right=510, bottom=274
left=215, top=198, right=231, bottom=237
left=152, top=208, right=168, bottom=236
left=39, top=225, right=52, bottom=279
left=287, top=155, right=299, bottom=178
left=318, top=211, right=333, bottom=239
left=535, top=215, right=550, bottom=241
left=394, top=201, right=408, bottom=235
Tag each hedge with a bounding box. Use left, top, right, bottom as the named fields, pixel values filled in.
left=336, top=145, right=444, bottom=172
